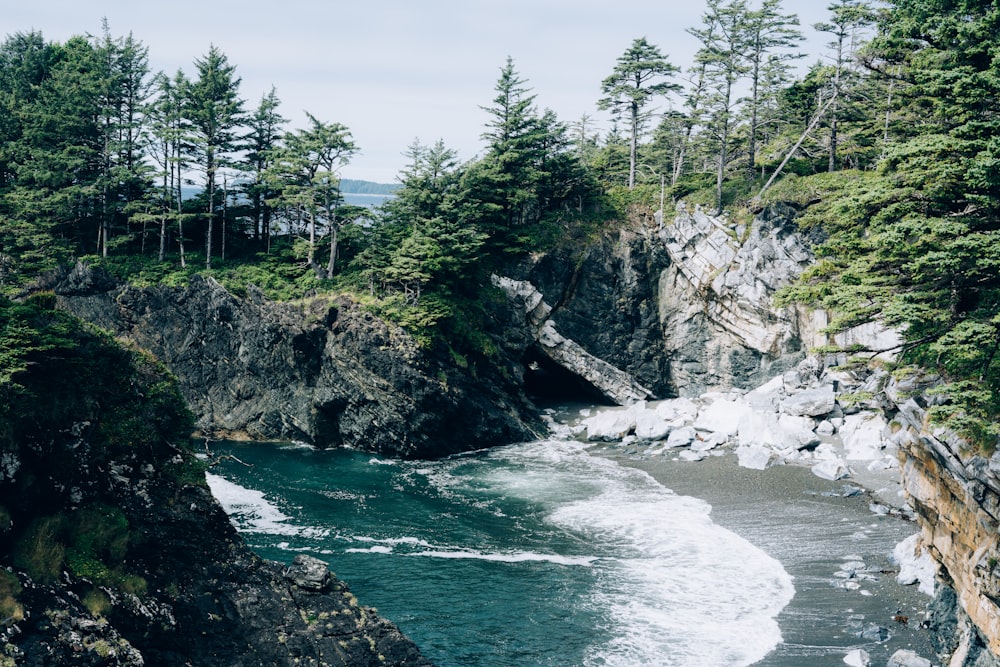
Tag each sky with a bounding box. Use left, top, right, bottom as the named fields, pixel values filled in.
left=5, top=1, right=835, bottom=185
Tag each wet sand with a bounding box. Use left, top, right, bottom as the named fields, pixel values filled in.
left=591, top=444, right=938, bottom=666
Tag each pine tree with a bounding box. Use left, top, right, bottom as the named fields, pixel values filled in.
left=243, top=87, right=287, bottom=250
left=268, top=113, right=356, bottom=276
left=185, top=45, right=244, bottom=269
left=743, top=0, right=803, bottom=180
left=469, top=57, right=544, bottom=247
left=695, top=0, right=752, bottom=213
left=598, top=37, right=680, bottom=189
left=814, top=0, right=875, bottom=172
left=785, top=0, right=1000, bottom=447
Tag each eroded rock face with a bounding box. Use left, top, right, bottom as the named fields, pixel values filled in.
left=520, top=204, right=827, bottom=398
left=893, top=398, right=1000, bottom=666
left=51, top=264, right=540, bottom=458
left=654, top=203, right=825, bottom=394
left=494, top=275, right=653, bottom=405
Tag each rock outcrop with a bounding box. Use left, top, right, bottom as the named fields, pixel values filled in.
left=493, top=275, right=653, bottom=405
left=519, top=203, right=836, bottom=400
left=50, top=263, right=540, bottom=459
left=0, top=298, right=431, bottom=666
left=654, top=202, right=828, bottom=394
left=891, top=389, right=1000, bottom=667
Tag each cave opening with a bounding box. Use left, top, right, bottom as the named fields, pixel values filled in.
left=522, top=345, right=615, bottom=407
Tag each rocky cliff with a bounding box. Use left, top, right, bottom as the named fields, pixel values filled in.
left=49, top=264, right=540, bottom=459
left=890, top=385, right=1000, bottom=667
left=0, top=297, right=431, bottom=666
left=520, top=202, right=829, bottom=399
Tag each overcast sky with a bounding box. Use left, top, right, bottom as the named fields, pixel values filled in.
left=6, top=1, right=835, bottom=184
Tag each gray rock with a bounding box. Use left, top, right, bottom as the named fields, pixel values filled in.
left=886, top=649, right=933, bottom=667
left=286, top=555, right=332, bottom=591
left=55, top=266, right=540, bottom=458
left=781, top=385, right=836, bottom=417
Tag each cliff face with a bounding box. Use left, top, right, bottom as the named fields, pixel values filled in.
left=522, top=203, right=826, bottom=399
left=891, top=388, right=1000, bottom=666
left=51, top=264, right=540, bottom=459
left=0, top=298, right=430, bottom=666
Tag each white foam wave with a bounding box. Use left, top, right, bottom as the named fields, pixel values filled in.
left=469, top=439, right=795, bottom=667
left=206, top=473, right=328, bottom=538
left=368, top=457, right=398, bottom=466
left=346, top=545, right=394, bottom=555
left=408, top=549, right=596, bottom=566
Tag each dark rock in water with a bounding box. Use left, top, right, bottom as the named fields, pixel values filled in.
left=50, top=263, right=540, bottom=458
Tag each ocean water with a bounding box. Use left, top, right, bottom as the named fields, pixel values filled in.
left=207, top=438, right=796, bottom=667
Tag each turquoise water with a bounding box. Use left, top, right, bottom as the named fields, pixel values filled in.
left=208, top=438, right=794, bottom=667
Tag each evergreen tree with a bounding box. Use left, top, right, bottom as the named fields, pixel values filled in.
left=243, top=87, right=287, bottom=250
left=268, top=113, right=356, bottom=277
left=4, top=36, right=104, bottom=275
left=93, top=21, right=152, bottom=257
left=147, top=70, right=193, bottom=265
left=814, top=0, right=875, bottom=172
left=785, top=0, right=1000, bottom=447
left=743, top=0, right=803, bottom=180
left=695, top=0, right=752, bottom=213
left=467, top=57, right=544, bottom=249
left=598, top=37, right=680, bottom=189
left=676, top=1, right=723, bottom=186
left=185, top=45, right=244, bottom=269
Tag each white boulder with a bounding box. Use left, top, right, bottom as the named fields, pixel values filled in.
left=893, top=533, right=936, bottom=596
left=666, top=426, right=697, bottom=448
left=694, top=393, right=752, bottom=437
left=842, top=648, right=870, bottom=667
left=691, top=431, right=727, bottom=452
left=582, top=403, right=645, bottom=441
left=738, top=411, right=817, bottom=451
left=841, top=411, right=889, bottom=460
left=653, top=397, right=699, bottom=422
left=886, top=649, right=932, bottom=667
left=812, top=459, right=850, bottom=481
left=781, top=384, right=836, bottom=417
left=745, top=375, right=785, bottom=411
left=634, top=408, right=672, bottom=441
left=735, top=444, right=781, bottom=470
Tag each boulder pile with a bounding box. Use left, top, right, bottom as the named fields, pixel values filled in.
left=570, top=355, right=905, bottom=487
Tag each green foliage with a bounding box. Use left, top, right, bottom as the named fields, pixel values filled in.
left=10, top=504, right=147, bottom=596
left=12, top=516, right=65, bottom=584
left=0, top=569, right=23, bottom=622
left=81, top=588, right=111, bottom=618
left=776, top=1, right=1000, bottom=450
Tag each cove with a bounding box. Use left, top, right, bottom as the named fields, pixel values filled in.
left=207, top=429, right=935, bottom=666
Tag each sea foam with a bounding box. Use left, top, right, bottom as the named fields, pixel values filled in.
left=474, top=440, right=795, bottom=667
left=206, top=472, right=328, bottom=538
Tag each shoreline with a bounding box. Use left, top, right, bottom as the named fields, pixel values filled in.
left=588, top=440, right=937, bottom=666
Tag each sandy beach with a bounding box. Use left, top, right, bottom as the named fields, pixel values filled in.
left=591, top=442, right=938, bottom=666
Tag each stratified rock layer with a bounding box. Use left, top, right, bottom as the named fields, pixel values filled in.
left=892, top=392, right=1000, bottom=666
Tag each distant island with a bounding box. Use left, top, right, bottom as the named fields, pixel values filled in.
left=341, top=179, right=401, bottom=195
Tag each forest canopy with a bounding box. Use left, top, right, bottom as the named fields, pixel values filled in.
left=2, top=0, right=999, bottom=447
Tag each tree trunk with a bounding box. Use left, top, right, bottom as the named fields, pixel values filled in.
left=628, top=102, right=639, bottom=189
